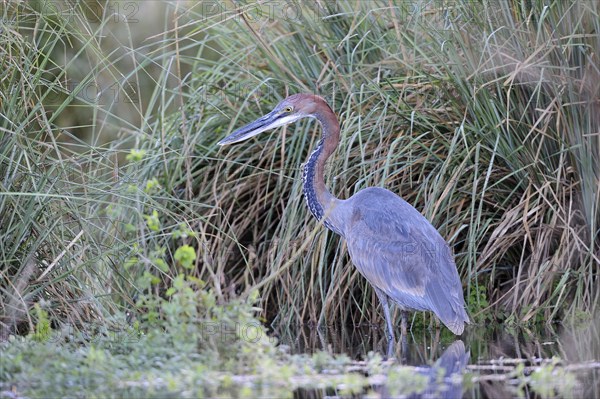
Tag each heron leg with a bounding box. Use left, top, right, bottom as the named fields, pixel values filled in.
left=401, top=311, right=408, bottom=338
left=374, top=288, right=395, bottom=343
left=400, top=311, right=409, bottom=364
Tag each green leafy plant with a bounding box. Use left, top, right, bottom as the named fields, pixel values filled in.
left=32, top=304, right=51, bottom=342
left=174, top=245, right=196, bottom=269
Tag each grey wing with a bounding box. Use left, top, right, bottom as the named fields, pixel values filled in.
left=341, top=188, right=468, bottom=328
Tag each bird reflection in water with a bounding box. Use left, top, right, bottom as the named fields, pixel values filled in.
left=379, top=340, right=469, bottom=398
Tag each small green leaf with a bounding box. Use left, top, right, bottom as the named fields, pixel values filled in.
left=144, top=210, right=160, bottom=232
left=174, top=245, right=196, bottom=269
left=173, top=274, right=185, bottom=290
left=145, top=178, right=160, bottom=193
left=126, top=149, right=146, bottom=162
left=124, top=256, right=138, bottom=269
left=153, top=258, right=169, bottom=272
left=33, top=303, right=51, bottom=342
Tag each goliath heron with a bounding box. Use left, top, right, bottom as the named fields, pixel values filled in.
left=218, top=94, right=469, bottom=343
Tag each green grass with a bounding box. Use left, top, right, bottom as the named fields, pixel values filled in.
left=0, top=0, right=598, bottom=345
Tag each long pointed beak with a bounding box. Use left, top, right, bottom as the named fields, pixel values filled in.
left=218, top=110, right=301, bottom=146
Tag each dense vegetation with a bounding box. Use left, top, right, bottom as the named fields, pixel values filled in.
left=0, top=2, right=598, bottom=395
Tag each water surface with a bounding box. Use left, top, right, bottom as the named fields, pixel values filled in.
left=274, top=318, right=600, bottom=398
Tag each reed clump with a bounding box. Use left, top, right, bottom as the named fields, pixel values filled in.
left=0, top=0, right=598, bottom=340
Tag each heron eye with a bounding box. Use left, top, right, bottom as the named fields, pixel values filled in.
left=283, top=106, right=293, bottom=113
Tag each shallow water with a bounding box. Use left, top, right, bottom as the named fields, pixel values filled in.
left=274, top=319, right=600, bottom=398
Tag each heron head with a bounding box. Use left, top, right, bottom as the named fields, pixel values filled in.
left=217, top=94, right=327, bottom=145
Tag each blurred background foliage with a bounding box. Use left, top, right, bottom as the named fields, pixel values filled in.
left=0, top=0, right=598, bottom=341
